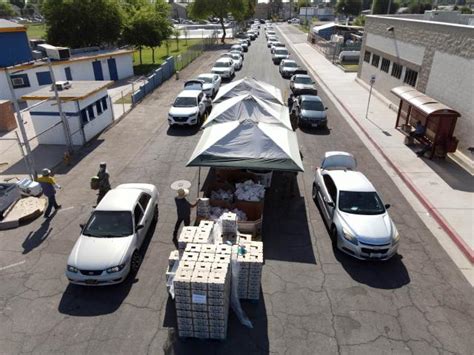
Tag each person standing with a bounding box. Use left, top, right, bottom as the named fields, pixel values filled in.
left=96, top=162, right=111, bottom=205
left=290, top=106, right=299, bottom=131
left=173, top=188, right=197, bottom=241
left=37, top=168, right=61, bottom=218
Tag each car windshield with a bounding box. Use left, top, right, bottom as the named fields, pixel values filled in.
left=302, top=100, right=324, bottom=111
left=215, top=62, right=230, bottom=68
left=338, top=191, right=385, bottom=215
left=295, top=76, right=313, bottom=84
left=174, top=96, right=197, bottom=107
left=82, top=211, right=133, bottom=237
left=231, top=54, right=240, bottom=60
left=198, top=76, right=213, bottom=83
left=284, top=62, right=298, bottom=68
left=275, top=49, right=288, bottom=55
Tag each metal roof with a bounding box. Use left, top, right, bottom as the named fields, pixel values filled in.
left=0, top=19, right=25, bottom=32
left=22, top=81, right=112, bottom=101
left=391, top=86, right=460, bottom=117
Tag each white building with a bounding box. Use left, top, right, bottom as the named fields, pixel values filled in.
left=1, top=49, right=134, bottom=102
left=22, top=81, right=113, bottom=146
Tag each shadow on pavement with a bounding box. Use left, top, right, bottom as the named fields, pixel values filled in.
left=262, top=172, right=317, bottom=264
left=167, top=125, right=201, bottom=137
left=299, top=126, right=331, bottom=135
left=58, top=216, right=158, bottom=316
left=335, top=250, right=410, bottom=289
left=163, top=291, right=269, bottom=354
left=22, top=214, right=54, bottom=254
left=423, top=156, right=474, bottom=192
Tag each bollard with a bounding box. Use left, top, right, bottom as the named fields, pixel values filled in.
left=176, top=71, right=180, bottom=80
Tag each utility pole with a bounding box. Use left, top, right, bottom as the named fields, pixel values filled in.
left=5, top=67, right=37, bottom=179
left=47, top=58, right=73, bottom=153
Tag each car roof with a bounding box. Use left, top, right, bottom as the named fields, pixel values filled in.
left=326, top=170, right=376, bottom=192
left=96, top=188, right=141, bottom=212
left=215, top=57, right=232, bottom=63
left=198, top=73, right=215, bottom=79
left=177, top=90, right=201, bottom=98
left=300, top=95, right=322, bottom=102
left=281, top=59, right=297, bottom=65
left=293, top=74, right=311, bottom=79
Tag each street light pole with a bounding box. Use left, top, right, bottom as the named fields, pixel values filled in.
left=5, top=67, right=37, bottom=179
left=47, top=58, right=73, bottom=153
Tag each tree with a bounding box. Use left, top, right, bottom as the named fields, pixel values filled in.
left=173, top=28, right=181, bottom=51
left=372, top=0, right=399, bottom=14
left=335, top=0, right=362, bottom=16
left=353, top=14, right=366, bottom=26
left=245, top=0, right=257, bottom=19
left=189, top=0, right=248, bottom=44
left=42, top=0, right=123, bottom=48
left=0, top=3, right=15, bottom=18
left=297, top=0, right=312, bottom=9
left=122, top=3, right=172, bottom=64
left=460, top=6, right=472, bottom=14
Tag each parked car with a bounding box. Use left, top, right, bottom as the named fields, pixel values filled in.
left=197, top=73, right=222, bottom=97
left=279, top=59, right=301, bottom=78
left=211, top=57, right=235, bottom=79
left=66, top=184, right=159, bottom=285
left=239, top=38, right=251, bottom=46
left=230, top=44, right=244, bottom=54
left=312, top=152, right=399, bottom=260
left=267, top=37, right=279, bottom=48
left=168, top=90, right=208, bottom=126
left=270, top=42, right=286, bottom=53
left=229, top=53, right=243, bottom=70
left=238, top=40, right=249, bottom=51
left=294, top=95, right=328, bottom=128
left=183, top=80, right=212, bottom=114
left=272, top=48, right=290, bottom=64
left=230, top=50, right=244, bottom=61
left=265, top=30, right=276, bottom=39
left=290, top=74, right=318, bottom=95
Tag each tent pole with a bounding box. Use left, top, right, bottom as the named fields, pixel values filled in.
left=197, top=167, right=201, bottom=198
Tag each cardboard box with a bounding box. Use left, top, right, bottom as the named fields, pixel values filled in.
left=168, top=250, right=179, bottom=267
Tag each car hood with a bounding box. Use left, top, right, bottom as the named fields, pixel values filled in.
left=340, top=212, right=393, bottom=243
left=68, top=235, right=133, bottom=270
left=301, top=109, right=326, bottom=120
left=169, top=106, right=199, bottom=116
left=202, top=83, right=213, bottom=90
left=294, top=83, right=315, bottom=89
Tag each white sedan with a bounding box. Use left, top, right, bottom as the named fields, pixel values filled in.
left=197, top=73, right=222, bottom=97
left=66, top=183, right=159, bottom=285
left=312, top=152, right=399, bottom=260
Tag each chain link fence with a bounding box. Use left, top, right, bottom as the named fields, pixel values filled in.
left=307, top=32, right=361, bottom=63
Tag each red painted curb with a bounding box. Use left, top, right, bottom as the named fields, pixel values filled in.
left=296, top=43, right=474, bottom=264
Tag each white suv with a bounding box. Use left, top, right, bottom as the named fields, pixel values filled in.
left=168, top=90, right=207, bottom=126
left=211, top=58, right=235, bottom=79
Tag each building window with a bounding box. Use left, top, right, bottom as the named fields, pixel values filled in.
left=10, top=74, right=30, bottom=88
left=364, top=51, right=371, bottom=63
left=36, top=71, right=52, bottom=86
left=404, top=68, right=418, bottom=87
left=87, top=106, right=95, bottom=120
left=96, top=101, right=103, bottom=115
left=101, top=96, right=108, bottom=111
left=381, top=58, right=390, bottom=73
left=371, top=54, right=380, bottom=68
left=80, top=109, right=88, bottom=124
left=391, top=63, right=403, bottom=79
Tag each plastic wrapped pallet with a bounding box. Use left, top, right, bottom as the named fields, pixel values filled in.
left=173, top=245, right=232, bottom=340
left=235, top=241, right=264, bottom=301
left=197, top=198, right=211, bottom=218
left=221, top=212, right=237, bottom=235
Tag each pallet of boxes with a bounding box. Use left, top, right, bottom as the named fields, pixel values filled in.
left=166, top=212, right=264, bottom=340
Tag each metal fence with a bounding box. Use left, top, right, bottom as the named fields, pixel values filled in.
left=307, top=32, right=361, bottom=63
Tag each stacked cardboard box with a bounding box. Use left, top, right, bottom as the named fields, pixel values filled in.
left=234, top=241, right=264, bottom=300
left=173, top=244, right=232, bottom=340
left=177, top=221, right=215, bottom=253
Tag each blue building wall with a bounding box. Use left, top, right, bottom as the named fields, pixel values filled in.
left=0, top=31, right=33, bottom=67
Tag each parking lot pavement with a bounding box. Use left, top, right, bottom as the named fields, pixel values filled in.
left=0, top=30, right=473, bottom=355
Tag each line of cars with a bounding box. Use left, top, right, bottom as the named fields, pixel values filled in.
left=264, top=23, right=290, bottom=65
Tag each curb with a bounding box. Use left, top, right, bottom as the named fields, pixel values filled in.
left=278, top=27, right=474, bottom=264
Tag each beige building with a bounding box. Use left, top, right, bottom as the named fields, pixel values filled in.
left=358, top=14, right=474, bottom=158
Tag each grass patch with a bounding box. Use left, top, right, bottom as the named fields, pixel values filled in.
left=299, top=24, right=311, bottom=33
left=133, top=39, right=203, bottom=76
left=26, top=23, right=46, bottom=39
left=341, top=64, right=359, bottom=72
left=114, top=93, right=132, bottom=104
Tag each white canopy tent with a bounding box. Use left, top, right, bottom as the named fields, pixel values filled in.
left=213, top=77, right=284, bottom=105
left=187, top=119, right=304, bottom=172
left=203, top=93, right=292, bottom=130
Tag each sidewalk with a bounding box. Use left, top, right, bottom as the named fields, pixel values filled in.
left=278, top=26, right=473, bottom=281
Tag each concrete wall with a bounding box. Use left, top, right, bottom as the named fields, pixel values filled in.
left=358, top=15, right=474, bottom=156
left=0, top=52, right=134, bottom=101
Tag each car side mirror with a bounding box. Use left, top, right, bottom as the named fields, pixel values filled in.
left=325, top=107, right=328, bottom=110
left=385, top=204, right=391, bottom=209
left=136, top=224, right=144, bottom=231
left=327, top=201, right=335, bottom=207
left=79, top=223, right=84, bottom=229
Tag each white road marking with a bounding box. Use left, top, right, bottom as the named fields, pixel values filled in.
left=58, top=206, right=74, bottom=212
left=0, top=260, right=25, bottom=271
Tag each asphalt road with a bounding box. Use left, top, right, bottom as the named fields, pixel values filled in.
left=0, top=26, right=473, bottom=355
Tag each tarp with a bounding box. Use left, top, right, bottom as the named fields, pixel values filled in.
left=213, top=77, right=284, bottom=105
left=203, top=93, right=292, bottom=130
left=187, top=120, right=304, bottom=172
